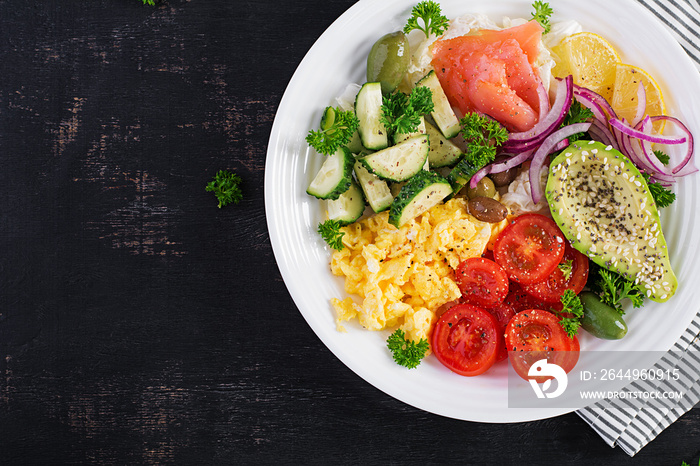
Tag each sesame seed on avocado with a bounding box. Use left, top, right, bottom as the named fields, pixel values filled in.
left=546, top=140, right=677, bottom=302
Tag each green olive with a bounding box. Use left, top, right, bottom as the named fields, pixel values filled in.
left=466, top=176, right=497, bottom=199
left=366, top=31, right=409, bottom=93
left=579, top=291, right=628, bottom=340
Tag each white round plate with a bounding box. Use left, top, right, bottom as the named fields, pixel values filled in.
left=265, top=0, right=700, bottom=422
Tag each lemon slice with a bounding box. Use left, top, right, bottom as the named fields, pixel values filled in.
left=551, top=32, right=620, bottom=102
left=611, top=63, right=666, bottom=133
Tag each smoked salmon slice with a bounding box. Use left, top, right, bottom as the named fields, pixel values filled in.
left=431, top=20, right=545, bottom=133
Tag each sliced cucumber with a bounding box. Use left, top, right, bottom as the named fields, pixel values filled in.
left=306, top=147, right=355, bottom=200
left=327, top=179, right=366, bottom=225
left=355, top=82, right=388, bottom=150
left=358, top=134, right=429, bottom=182
left=393, top=116, right=426, bottom=145
left=354, top=161, right=394, bottom=213
left=426, top=120, right=463, bottom=168
left=389, top=170, right=453, bottom=228
left=447, top=154, right=483, bottom=195
left=416, top=71, right=461, bottom=139
left=346, top=129, right=364, bottom=154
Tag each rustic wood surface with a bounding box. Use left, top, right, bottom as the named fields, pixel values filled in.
left=0, top=0, right=698, bottom=464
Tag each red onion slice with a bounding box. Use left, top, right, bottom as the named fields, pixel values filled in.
left=631, top=80, right=647, bottom=128
left=636, top=117, right=674, bottom=176
left=609, top=118, right=687, bottom=145
left=588, top=119, right=618, bottom=149
left=573, top=85, right=618, bottom=121
left=648, top=115, right=695, bottom=175
left=504, top=75, right=573, bottom=149
left=529, top=122, right=592, bottom=204
left=537, top=79, right=550, bottom=121
left=574, top=91, right=608, bottom=124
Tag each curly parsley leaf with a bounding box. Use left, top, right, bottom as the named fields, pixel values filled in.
left=380, top=87, right=434, bottom=137
left=558, top=289, right=584, bottom=338
left=653, top=149, right=671, bottom=165
left=458, top=112, right=508, bottom=167
left=317, top=220, right=345, bottom=251
left=590, top=266, right=645, bottom=315
left=306, top=106, right=360, bottom=155
left=142, top=0, right=156, bottom=5
left=561, top=100, right=594, bottom=142
left=641, top=172, right=676, bottom=209
left=206, top=170, right=243, bottom=208
left=386, top=329, right=429, bottom=369
left=447, top=113, right=508, bottom=190
left=531, top=1, right=554, bottom=34
left=460, top=112, right=508, bottom=147
left=558, top=259, right=574, bottom=281
left=403, top=1, right=449, bottom=37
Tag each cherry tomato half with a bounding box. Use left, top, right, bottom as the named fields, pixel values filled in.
left=521, top=242, right=589, bottom=303
left=493, top=213, right=566, bottom=285
left=483, top=301, right=516, bottom=362
left=503, top=282, right=563, bottom=315
left=432, top=303, right=502, bottom=376
left=505, top=309, right=580, bottom=381
left=454, top=257, right=509, bottom=308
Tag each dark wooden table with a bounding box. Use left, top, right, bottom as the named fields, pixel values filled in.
left=0, top=0, right=698, bottom=464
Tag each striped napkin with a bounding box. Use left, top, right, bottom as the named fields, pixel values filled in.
left=575, top=0, right=700, bottom=456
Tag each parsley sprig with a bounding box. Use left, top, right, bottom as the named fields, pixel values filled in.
left=317, top=220, right=345, bottom=251
left=587, top=264, right=644, bottom=315
left=558, top=259, right=574, bottom=280
left=386, top=329, right=429, bottom=369
left=380, top=87, right=434, bottom=138
left=561, top=100, right=594, bottom=143
left=641, top=172, right=676, bottom=209
left=306, top=106, right=360, bottom=156
left=206, top=170, right=243, bottom=208
left=596, top=268, right=645, bottom=315
left=531, top=1, right=554, bottom=34
left=653, top=149, right=671, bottom=165
left=403, top=1, right=449, bottom=37
left=460, top=112, right=508, bottom=167
left=558, top=289, right=584, bottom=339
left=447, top=113, right=508, bottom=190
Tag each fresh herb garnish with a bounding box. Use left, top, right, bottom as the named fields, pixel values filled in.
left=142, top=0, right=156, bottom=5
left=654, top=149, right=671, bottom=165
left=531, top=1, right=554, bottom=34
left=641, top=172, right=676, bottom=208
left=305, top=106, right=360, bottom=156
left=561, top=100, right=594, bottom=142
left=447, top=113, right=508, bottom=190
left=459, top=112, right=508, bottom=166
left=206, top=170, right=243, bottom=208
left=386, top=329, right=429, bottom=369
left=590, top=266, right=645, bottom=315
left=317, top=220, right=345, bottom=251
left=558, top=289, right=584, bottom=338
left=403, top=1, right=450, bottom=38
left=380, top=87, right=434, bottom=138
left=558, top=259, right=574, bottom=280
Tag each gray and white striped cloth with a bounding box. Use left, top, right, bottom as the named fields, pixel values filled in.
left=575, top=2, right=700, bottom=455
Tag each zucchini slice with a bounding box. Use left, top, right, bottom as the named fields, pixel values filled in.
left=355, top=82, right=389, bottom=150
left=389, top=170, right=453, bottom=228
left=306, top=147, right=354, bottom=200
left=358, top=134, right=429, bottom=182
left=416, top=71, right=461, bottom=139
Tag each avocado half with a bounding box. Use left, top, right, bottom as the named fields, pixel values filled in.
left=546, top=140, right=677, bottom=303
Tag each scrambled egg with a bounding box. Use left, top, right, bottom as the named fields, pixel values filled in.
left=330, top=197, right=497, bottom=344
